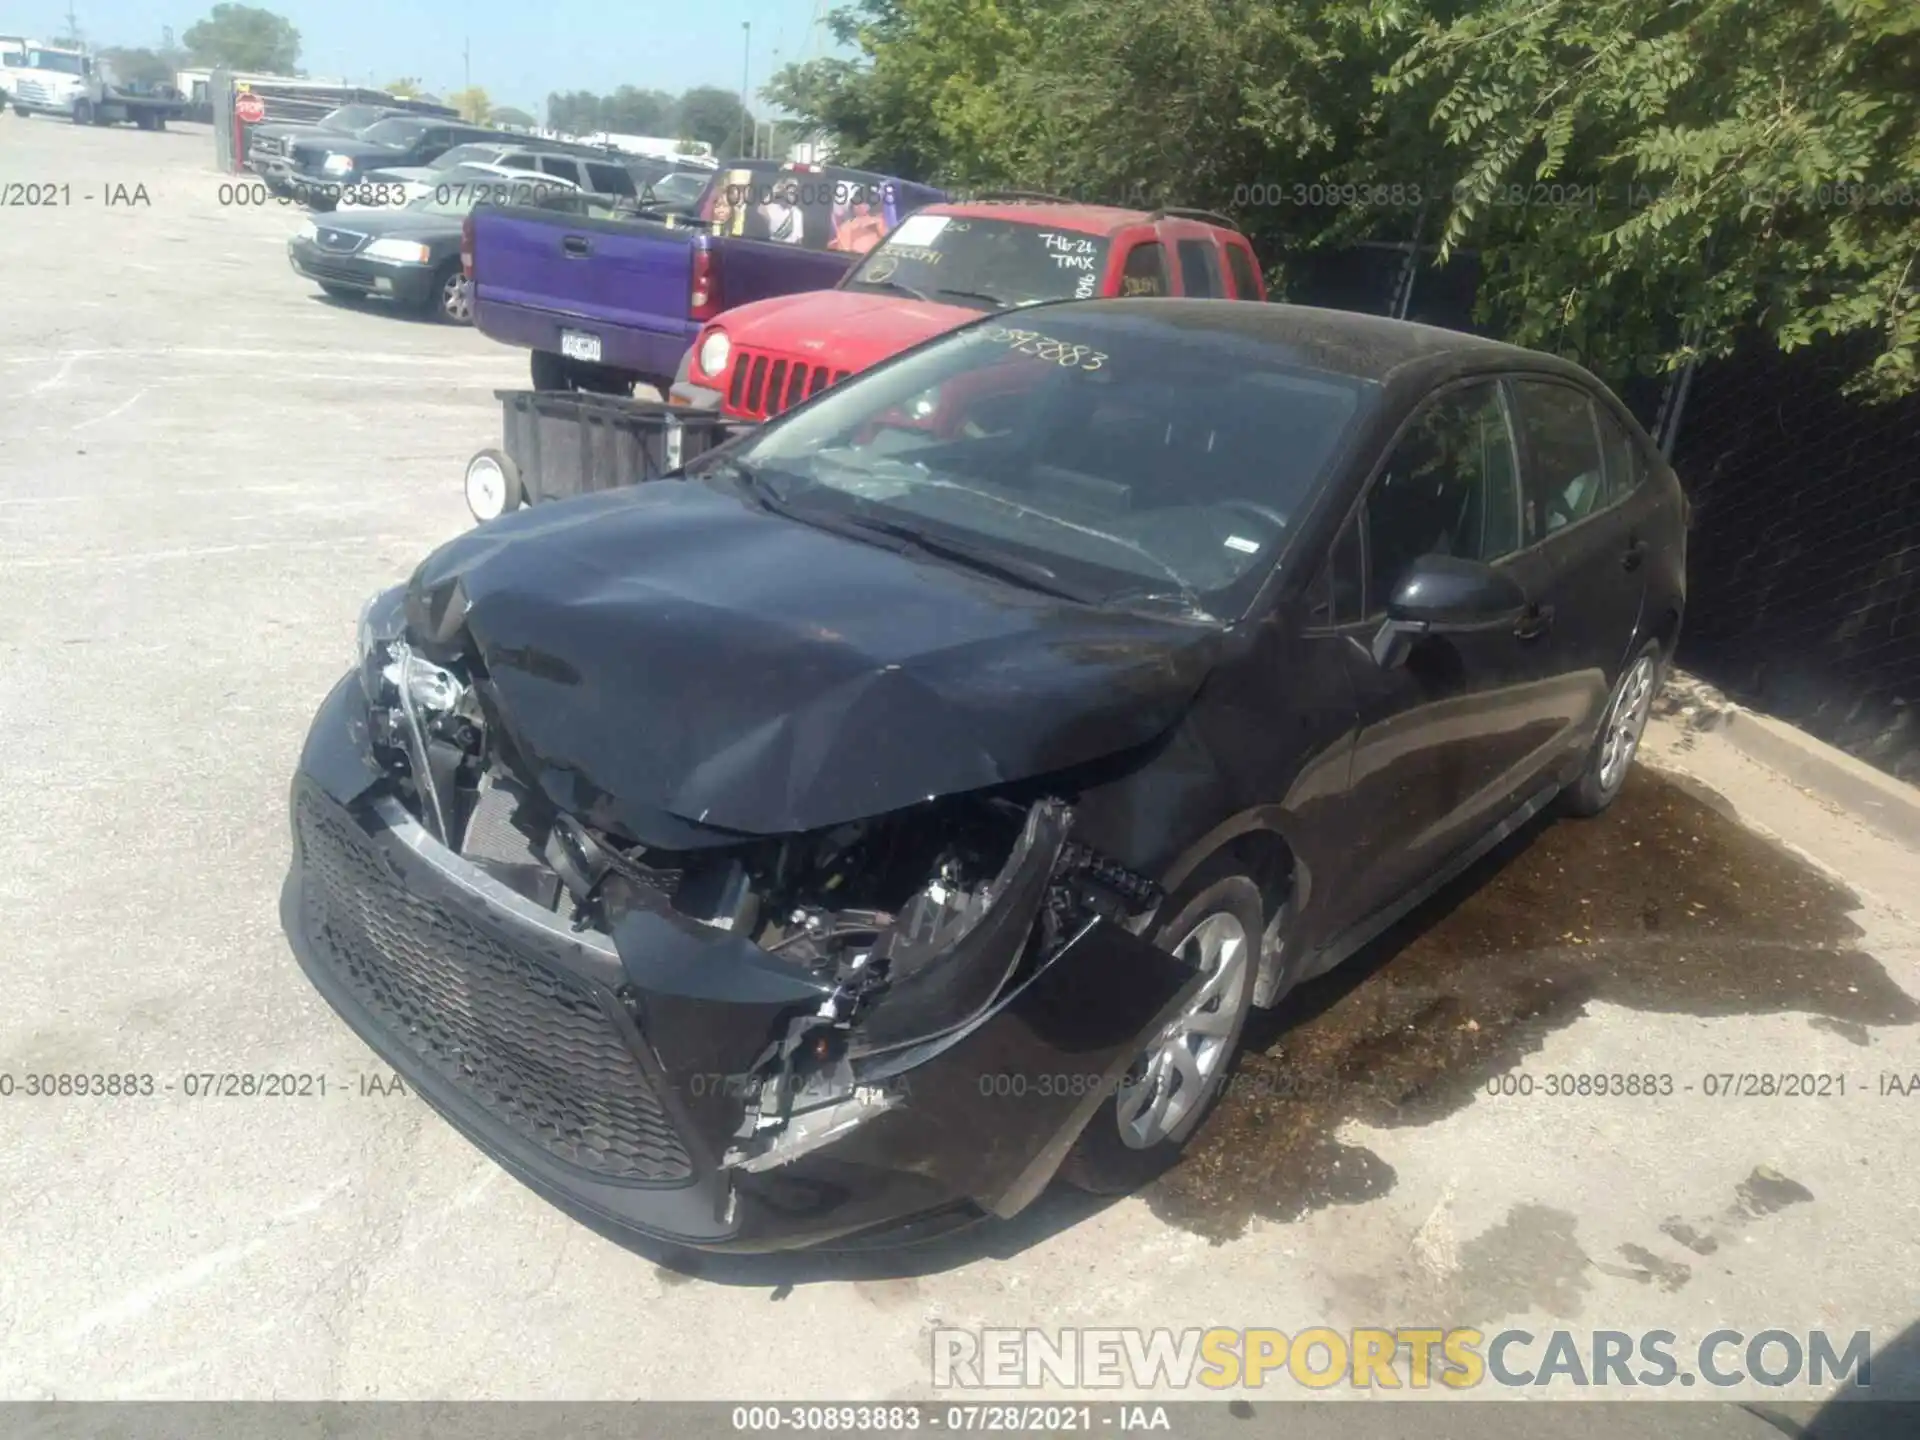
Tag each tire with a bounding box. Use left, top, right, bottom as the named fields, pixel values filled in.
left=1562, top=638, right=1664, bottom=817
left=529, top=349, right=573, bottom=392
left=153, top=115, right=167, bottom=131
left=318, top=282, right=366, bottom=302
left=1058, top=863, right=1262, bottom=1195
left=13, top=106, right=29, bottom=118
left=72, top=99, right=93, bottom=126
left=430, top=263, right=473, bottom=324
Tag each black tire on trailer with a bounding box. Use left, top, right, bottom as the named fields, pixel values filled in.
left=529, top=349, right=573, bottom=391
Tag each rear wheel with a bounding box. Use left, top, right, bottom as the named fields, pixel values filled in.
left=1562, top=639, right=1664, bottom=817
left=1059, top=864, right=1261, bottom=1195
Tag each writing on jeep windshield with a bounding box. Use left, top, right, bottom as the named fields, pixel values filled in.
left=846, top=215, right=1114, bottom=309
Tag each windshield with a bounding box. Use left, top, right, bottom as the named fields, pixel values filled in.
left=357, top=117, right=430, bottom=146
left=846, top=215, right=1114, bottom=309
left=410, top=170, right=570, bottom=215
left=692, top=308, right=1375, bottom=619
left=26, top=49, right=88, bottom=74
left=644, top=172, right=708, bottom=207
left=426, top=143, right=504, bottom=169
left=325, top=105, right=389, bottom=131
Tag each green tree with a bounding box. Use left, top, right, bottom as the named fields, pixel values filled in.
left=547, top=89, right=603, bottom=134
left=602, top=85, right=675, bottom=135
left=1377, top=0, right=1920, bottom=398
left=181, top=4, right=301, bottom=74
left=675, top=85, right=753, bottom=155
left=100, top=46, right=177, bottom=87
left=446, top=85, right=491, bottom=124
left=384, top=76, right=423, bottom=98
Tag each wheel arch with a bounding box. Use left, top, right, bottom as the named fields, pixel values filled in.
left=1153, top=809, right=1307, bottom=1009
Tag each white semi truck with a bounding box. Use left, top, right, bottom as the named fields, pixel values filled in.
left=5, top=41, right=188, bottom=129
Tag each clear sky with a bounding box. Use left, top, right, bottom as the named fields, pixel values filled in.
left=24, top=0, right=837, bottom=118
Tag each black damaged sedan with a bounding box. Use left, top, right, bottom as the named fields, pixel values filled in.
left=282, top=300, right=1686, bottom=1251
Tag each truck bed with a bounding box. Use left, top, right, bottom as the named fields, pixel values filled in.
left=471, top=204, right=859, bottom=388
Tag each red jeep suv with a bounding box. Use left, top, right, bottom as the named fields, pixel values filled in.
left=670, top=195, right=1266, bottom=419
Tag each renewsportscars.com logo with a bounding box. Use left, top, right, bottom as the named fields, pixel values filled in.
left=932, top=1327, right=1876, bottom=1391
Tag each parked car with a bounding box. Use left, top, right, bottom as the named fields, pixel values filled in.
left=248, top=105, right=415, bottom=190
left=7, top=44, right=187, bottom=128
left=281, top=299, right=1686, bottom=1253
left=467, top=159, right=945, bottom=398
left=349, top=142, right=666, bottom=210
left=282, top=115, right=505, bottom=211
left=672, top=198, right=1266, bottom=415
left=288, top=167, right=579, bottom=322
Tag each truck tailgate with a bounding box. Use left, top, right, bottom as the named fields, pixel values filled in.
left=476, top=207, right=693, bottom=332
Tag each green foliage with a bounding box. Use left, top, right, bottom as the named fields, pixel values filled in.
left=676, top=85, right=754, bottom=154
left=770, top=0, right=1920, bottom=399
left=385, top=76, right=423, bottom=99
left=446, top=86, right=491, bottom=124
left=100, top=47, right=177, bottom=88
left=181, top=4, right=301, bottom=74
left=546, top=85, right=751, bottom=154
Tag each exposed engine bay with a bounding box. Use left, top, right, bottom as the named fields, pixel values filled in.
left=362, top=633, right=1165, bottom=1171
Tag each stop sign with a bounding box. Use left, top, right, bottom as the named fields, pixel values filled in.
left=235, top=93, right=266, bottom=123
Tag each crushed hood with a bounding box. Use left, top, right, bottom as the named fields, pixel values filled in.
left=406, top=480, right=1222, bottom=842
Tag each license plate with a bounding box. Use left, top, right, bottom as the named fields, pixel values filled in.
left=560, top=330, right=602, bottom=364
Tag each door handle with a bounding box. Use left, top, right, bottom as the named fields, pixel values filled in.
left=1622, top=537, right=1648, bottom=571
left=561, top=235, right=592, bottom=258
left=1514, top=603, right=1554, bottom=640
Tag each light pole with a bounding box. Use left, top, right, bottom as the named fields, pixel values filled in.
left=737, top=21, right=750, bottom=159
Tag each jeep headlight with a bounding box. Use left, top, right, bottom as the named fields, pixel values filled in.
left=321, top=153, right=356, bottom=176
left=695, top=327, right=730, bottom=378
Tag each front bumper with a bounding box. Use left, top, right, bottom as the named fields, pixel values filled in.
left=282, top=674, right=1196, bottom=1252
left=288, top=238, right=435, bottom=304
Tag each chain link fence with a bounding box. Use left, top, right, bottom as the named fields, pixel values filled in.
left=1283, top=249, right=1919, bottom=785
left=1665, top=338, right=1919, bottom=782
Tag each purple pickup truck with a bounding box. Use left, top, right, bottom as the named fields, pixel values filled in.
left=469, top=159, right=946, bottom=397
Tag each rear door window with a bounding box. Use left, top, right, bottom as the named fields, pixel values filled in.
left=1176, top=238, right=1222, bottom=297
left=1510, top=379, right=1608, bottom=535
left=497, top=153, right=538, bottom=171
left=584, top=163, right=637, bottom=197
left=1225, top=243, right=1262, bottom=299
left=1593, top=406, right=1648, bottom=504
left=1118, top=242, right=1170, bottom=297
left=537, top=156, right=586, bottom=187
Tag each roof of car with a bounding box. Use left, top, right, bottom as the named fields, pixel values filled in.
left=923, top=200, right=1224, bottom=236
left=1050, top=298, right=1557, bottom=381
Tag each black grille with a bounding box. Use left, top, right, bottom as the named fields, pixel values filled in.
left=316, top=227, right=365, bottom=254
left=295, top=792, right=694, bottom=1183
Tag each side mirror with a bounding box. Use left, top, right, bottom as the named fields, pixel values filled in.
left=1370, top=553, right=1530, bottom=668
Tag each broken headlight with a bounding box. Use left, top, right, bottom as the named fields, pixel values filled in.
left=355, top=583, right=408, bottom=701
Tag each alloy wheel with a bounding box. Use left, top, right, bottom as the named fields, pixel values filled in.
left=440, top=272, right=473, bottom=324
left=1115, top=911, right=1249, bottom=1149
left=1597, top=652, right=1658, bottom=792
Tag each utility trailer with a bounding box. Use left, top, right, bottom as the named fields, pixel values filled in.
left=462, top=390, right=754, bottom=523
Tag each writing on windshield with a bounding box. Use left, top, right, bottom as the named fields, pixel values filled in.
left=849, top=215, right=1113, bottom=307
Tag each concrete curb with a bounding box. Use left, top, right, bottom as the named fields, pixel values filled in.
left=1715, top=706, right=1920, bottom=853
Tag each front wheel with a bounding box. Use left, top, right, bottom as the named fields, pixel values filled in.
left=72, top=99, right=94, bottom=126
left=1562, top=639, right=1664, bottom=817
left=1058, top=865, right=1261, bottom=1195
left=430, top=263, right=472, bottom=324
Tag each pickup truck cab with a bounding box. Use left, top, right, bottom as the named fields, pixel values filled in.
left=673, top=198, right=1266, bottom=418
left=283, top=115, right=505, bottom=211
left=468, top=159, right=944, bottom=397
